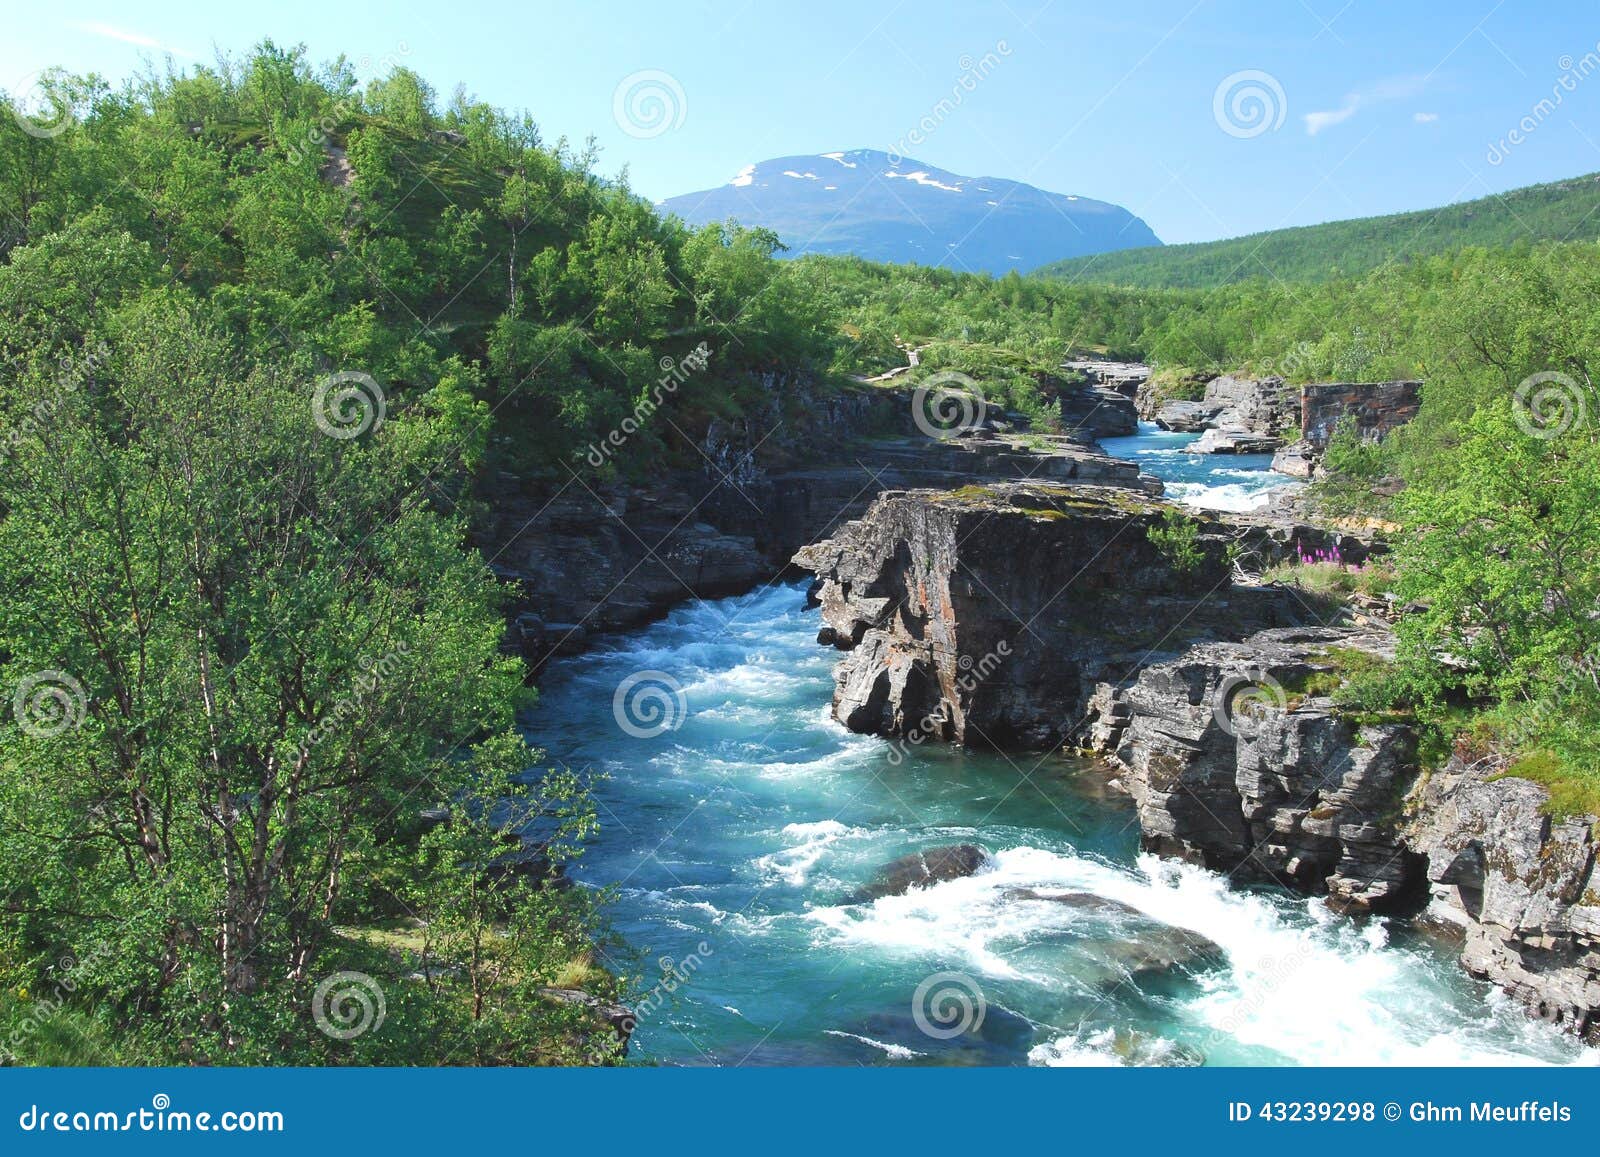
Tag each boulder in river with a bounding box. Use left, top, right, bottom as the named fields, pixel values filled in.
left=1191, top=427, right=1284, bottom=455
left=1004, top=889, right=1227, bottom=977
left=1153, top=398, right=1226, bottom=432
left=848, top=844, right=990, bottom=902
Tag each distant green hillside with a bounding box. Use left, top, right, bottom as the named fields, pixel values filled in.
left=1037, top=172, right=1600, bottom=287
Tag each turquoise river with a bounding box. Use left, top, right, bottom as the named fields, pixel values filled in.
left=522, top=424, right=1596, bottom=1067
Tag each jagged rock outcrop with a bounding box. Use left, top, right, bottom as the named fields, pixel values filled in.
left=1057, top=383, right=1139, bottom=439
left=1149, top=374, right=1422, bottom=477
left=1300, top=380, right=1422, bottom=449
left=1269, top=380, right=1424, bottom=478
left=1192, top=428, right=1284, bottom=455
left=793, top=483, right=1300, bottom=748
left=1155, top=375, right=1297, bottom=435
left=792, top=479, right=1597, bottom=1040
left=1405, top=757, right=1600, bottom=1042
left=1086, top=626, right=1423, bottom=914
left=1063, top=358, right=1151, bottom=399
left=1151, top=398, right=1223, bottom=432
left=1270, top=442, right=1318, bottom=478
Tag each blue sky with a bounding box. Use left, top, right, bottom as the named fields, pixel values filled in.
left=6, top=2, right=1600, bottom=244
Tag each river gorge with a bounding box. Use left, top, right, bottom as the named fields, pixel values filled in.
left=520, top=417, right=1596, bottom=1067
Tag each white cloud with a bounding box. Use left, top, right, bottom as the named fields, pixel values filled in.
left=71, top=20, right=192, bottom=57
left=1305, top=99, right=1360, bottom=135
left=1414, top=111, right=1439, bottom=123
left=1304, top=75, right=1428, bottom=135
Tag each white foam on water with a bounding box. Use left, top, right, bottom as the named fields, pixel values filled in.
left=808, top=844, right=1593, bottom=1066
left=824, top=1030, right=925, bottom=1059
left=1168, top=479, right=1293, bottom=512
left=536, top=582, right=1599, bottom=1067
left=1110, top=854, right=1593, bottom=1067
left=754, top=820, right=865, bottom=886
left=1028, top=1026, right=1195, bottom=1067
left=1027, top=1029, right=1127, bottom=1066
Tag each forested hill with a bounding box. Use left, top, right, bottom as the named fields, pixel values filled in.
left=0, top=51, right=842, bottom=482
left=1036, top=172, right=1600, bottom=287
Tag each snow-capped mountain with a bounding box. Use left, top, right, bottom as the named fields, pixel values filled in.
left=658, top=149, right=1160, bottom=275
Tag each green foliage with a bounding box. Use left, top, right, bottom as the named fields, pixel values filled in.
left=1496, top=749, right=1600, bottom=822
left=0, top=264, right=617, bottom=1063
left=1037, top=173, right=1600, bottom=287
left=1147, top=509, right=1206, bottom=581
left=1386, top=382, right=1600, bottom=808
left=1259, top=559, right=1396, bottom=599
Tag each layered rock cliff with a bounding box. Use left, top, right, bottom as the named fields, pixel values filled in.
left=1405, top=757, right=1599, bottom=1041
left=1086, top=627, right=1423, bottom=915
left=1153, top=374, right=1298, bottom=435
left=793, top=482, right=1294, bottom=748
left=1147, top=371, right=1423, bottom=478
